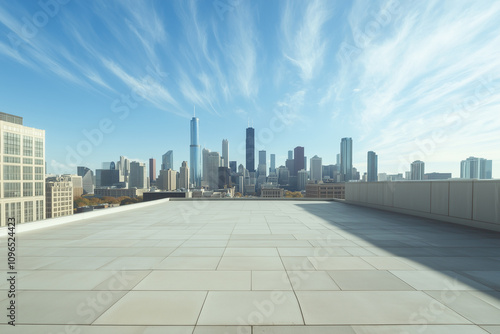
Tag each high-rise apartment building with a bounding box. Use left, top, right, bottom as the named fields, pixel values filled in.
left=77, top=166, right=94, bottom=194
left=310, top=155, right=323, bottom=182
left=294, top=146, right=304, bottom=176
left=45, top=176, right=73, bottom=218
left=0, top=112, right=45, bottom=226
left=367, top=151, right=378, bottom=182
left=410, top=160, right=425, bottom=180
left=179, top=161, right=189, bottom=189
left=149, top=158, right=156, bottom=182
left=460, top=157, right=493, bottom=179
left=222, top=139, right=229, bottom=168
left=246, top=127, right=255, bottom=172
left=190, top=117, right=201, bottom=188
left=340, top=138, right=353, bottom=181
left=157, top=169, right=177, bottom=191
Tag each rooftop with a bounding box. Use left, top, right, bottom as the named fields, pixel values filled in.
left=1, top=199, right=500, bottom=333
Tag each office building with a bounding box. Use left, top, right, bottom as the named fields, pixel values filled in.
left=297, top=169, right=308, bottom=191
left=179, top=161, right=189, bottom=189
left=0, top=112, right=45, bottom=226
left=149, top=158, right=156, bottom=182
left=258, top=150, right=266, bottom=178
left=288, top=150, right=293, bottom=160
left=207, top=151, right=221, bottom=190
left=116, top=156, right=130, bottom=183
left=285, top=159, right=294, bottom=177
left=101, top=162, right=114, bottom=169
left=157, top=169, right=177, bottom=191
left=94, top=187, right=144, bottom=198
left=202, top=148, right=211, bottom=187
left=424, top=172, right=452, bottom=180
left=367, top=151, right=378, bottom=182
left=65, top=174, right=83, bottom=197
left=77, top=166, right=94, bottom=194
left=293, top=146, right=304, bottom=176
left=95, top=169, right=120, bottom=187
left=222, top=139, right=229, bottom=168
left=45, top=176, right=73, bottom=219
left=410, top=160, right=425, bottom=180
left=190, top=117, right=201, bottom=188
left=162, top=151, right=173, bottom=171
left=261, top=187, right=284, bottom=198
left=304, top=156, right=307, bottom=171
left=269, top=154, right=276, bottom=174
left=340, top=138, right=353, bottom=181
left=310, top=155, right=323, bottom=182
left=305, top=183, right=345, bottom=199
left=246, top=127, right=255, bottom=172
left=218, top=167, right=231, bottom=189
left=278, top=166, right=289, bottom=186
left=460, top=157, right=493, bottom=179
left=229, top=161, right=237, bottom=174
left=129, top=161, right=148, bottom=189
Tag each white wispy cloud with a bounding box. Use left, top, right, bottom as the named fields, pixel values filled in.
left=329, top=0, right=500, bottom=173
left=280, top=0, right=333, bottom=81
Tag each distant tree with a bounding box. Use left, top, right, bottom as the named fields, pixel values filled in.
left=234, top=192, right=242, bottom=197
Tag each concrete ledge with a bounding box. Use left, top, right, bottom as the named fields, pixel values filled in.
left=345, top=180, right=500, bottom=232
left=0, top=198, right=170, bottom=236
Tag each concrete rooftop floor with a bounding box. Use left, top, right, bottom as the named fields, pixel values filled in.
left=1, top=199, right=500, bottom=334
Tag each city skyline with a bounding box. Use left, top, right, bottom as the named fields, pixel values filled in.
left=0, top=1, right=499, bottom=178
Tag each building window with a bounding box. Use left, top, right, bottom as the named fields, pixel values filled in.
left=34, top=138, right=43, bottom=158
left=35, top=182, right=44, bottom=196
left=24, top=201, right=34, bottom=222
left=4, top=182, right=21, bottom=198
left=4, top=132, right=21, bottom=155
left=23, top=182, right=33, bottom=196
left=23, top=158, right=33, bottom=164
left=4, top=156, right=21, bottom=163
left=5, top=202, right=21, bottom=224
left=35, top=167, right=43, bottom=180
left=35, top=159, right=43, bottom=165
left=23, top=136, right=33, bottom=156
left=23, top=166, right=33, bottom=180
left=36, top=200, right=44, bottom=220
left=3, top=165, right=21, bottom=180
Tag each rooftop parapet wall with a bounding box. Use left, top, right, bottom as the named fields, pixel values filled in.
left=345, top=180, right=500, bottom=232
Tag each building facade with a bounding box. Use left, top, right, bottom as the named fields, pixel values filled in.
left=410, top=160, right=425, bottom=180
left=246, top=127, right=255, bottom=172
left=45, top=176, right=73, bottom=218
left=222, top=139, right=229, bottom=168
left=179, top=161, right=189, bottom=189
left=305, top=183, right=345, bottom=199
left=310, top=155, right=323, bottom=182
left=294, top=146, right=304, bottom=176
left=162, top=151, right=173, bottom=171
left=340, top=138, right=353, bottom=181
left=77, top=166, right=94, bottom=194
left=0, top=112, right=45, bottom=226
left=190, top=117, right=201, bottom=187
left=367, top=151, right=378, bottom=182
left=149, top=158, right=156, bottom=182
left=460, top=157, right=492, bottom=179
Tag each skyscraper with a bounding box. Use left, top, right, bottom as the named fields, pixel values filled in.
left=190, top=116, right=201, bottom=188
left=340, top=138, right=353, bottom=181
left=310, top=155, right=323, bottom=182
left=270, top=154, right=276, bottom=173
left=149, top=158, right=156, bottom=182
left=288, top=150, right=293, bottom=160
left=222, top=139, right=229, bottom=168
left=179, top=161, right=189, bottom=189
left=258, top=150, right=267, bottom=179
left=129, top=161, right=148, bottom=189
left=202, top=148, right=211, bottom=186
left=460, top=157, right=493, bottom=179
left=77, top=166, right=94, bottom=194
left=410, top=160, right=425, bottom=180
left=207, top=151, right=221, bottom=189
left=246, top=127, right=255, bottom=172
left=229, top=161, right=237, bottom=174
left=294, top=146, right=304, bottom=176
left=161, top=151, right=173, bottom=171
left=367, top=151, right=378, bottom=182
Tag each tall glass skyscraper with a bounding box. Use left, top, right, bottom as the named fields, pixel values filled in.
left=161, top=150, right=173, bottom=170
left=367, top=151, right=378, bottom=182
left=340, top=137, right=353, bottom=181
left=190, top=117, right=201, bottom=187
left=246, top=127, right=255, bottom=172
left=294, top=146, right=304, bottom=176
left=270, top=154, right=276, bottom=173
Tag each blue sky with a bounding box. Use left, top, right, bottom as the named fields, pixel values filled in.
left=0, top=0, right=499, bottom=178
